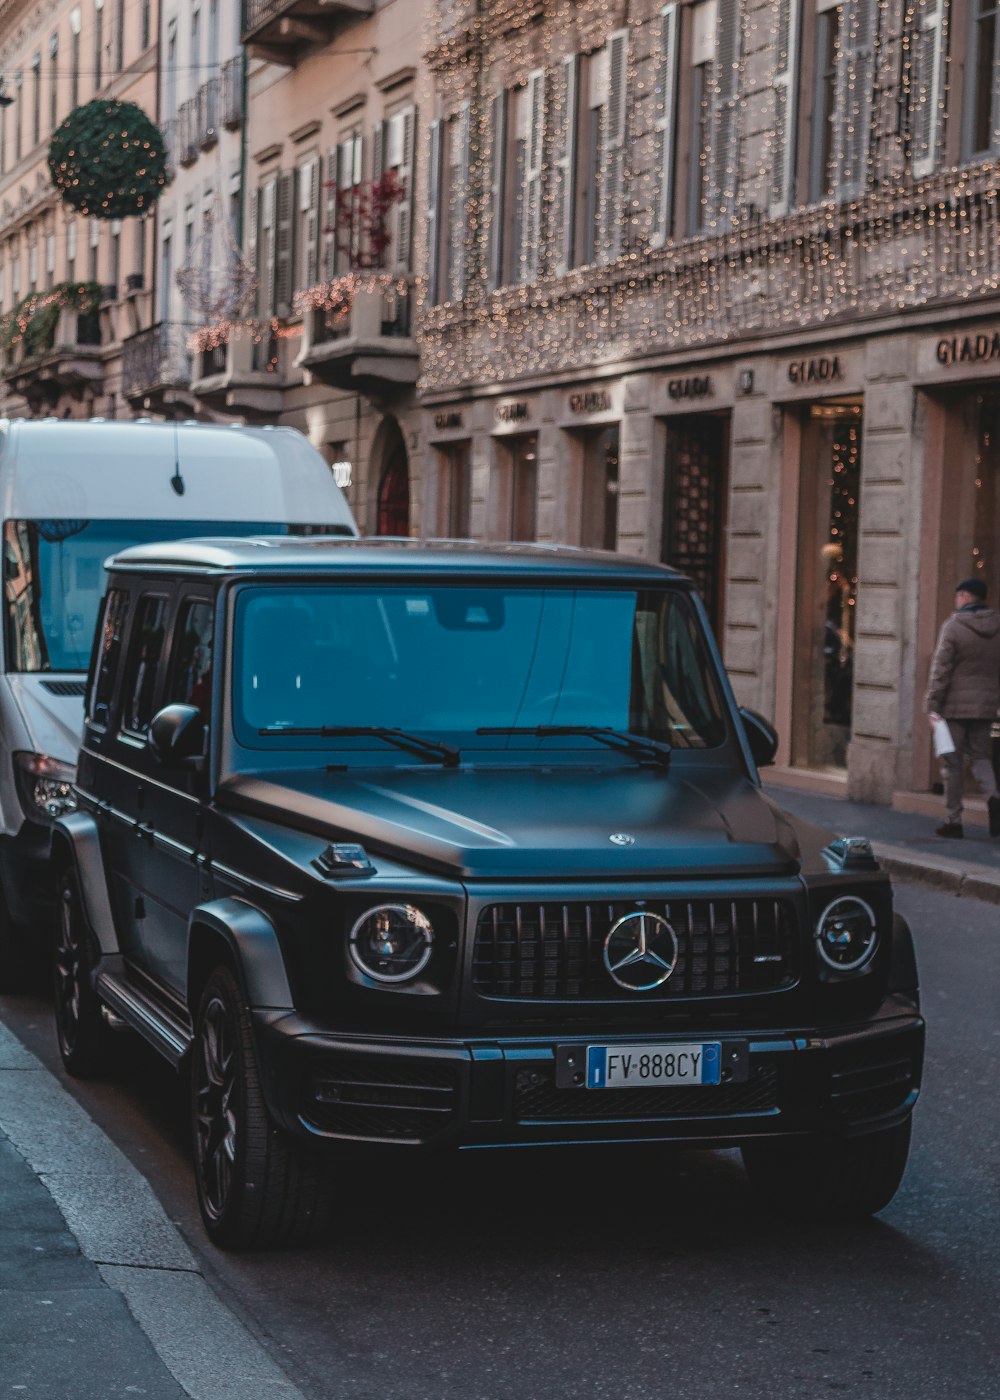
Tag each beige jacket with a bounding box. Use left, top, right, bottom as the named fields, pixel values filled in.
left=925, top=605, right=1000, bottom=719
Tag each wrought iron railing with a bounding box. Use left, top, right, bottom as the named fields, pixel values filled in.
left=121, top=322, right=191, bottom=398
left=419, top=162, right=1000, bottom=392
left=220, top=55, right=244, bottom=129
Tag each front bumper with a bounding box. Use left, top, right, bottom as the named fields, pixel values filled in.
left=254, top=994, right=924, bottom=1151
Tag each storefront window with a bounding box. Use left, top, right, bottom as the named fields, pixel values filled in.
left=503, top=432, right=537, bottom=541
left=792, top=402, right=862, bottom=770
left=581, top=424, right=620, bottom=550
left=437, top=441, right=471, bottom=537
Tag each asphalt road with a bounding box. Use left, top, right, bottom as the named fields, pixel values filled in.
left=2, top=883, right=998, bottom=1400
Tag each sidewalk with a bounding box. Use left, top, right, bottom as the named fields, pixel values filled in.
left=0, top=1018, right=307, bottom=1400
left=764, top=780, right=1000, bottom=902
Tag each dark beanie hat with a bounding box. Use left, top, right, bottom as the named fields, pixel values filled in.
left=956, top=577, right=987, bottom=600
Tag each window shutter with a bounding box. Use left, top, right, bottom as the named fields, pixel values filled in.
left=487, top=90, right=508, bottom=290
left=274, top=170, right=294, bottom=315
left=910, top=0, right=944, bottom=177
left=769, top=0, right=800, bottom=215
left=708, top=0, right=742, bottom=228
left=599, top=30, right=628, bottom=261
left=833, top=0, right=877, bottom=196
left=392, top=105, right=415, bottom=274
left=324, top=148, right=337, bottom=278
left=301, top=157, right=319, bottom=288
left=448, top=102, right=471, bottom=301
left=523, top=69, right=546, bottom=281
left=426, top=118, right=444, bottom=305
left=651, top=4, right=679, bottom=247
left=553, top=53, right=579, bottom=275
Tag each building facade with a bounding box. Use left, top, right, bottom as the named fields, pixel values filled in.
left=0, top=0, right=157, bottom=418
left=416, top=0, right=1000, bottom=812
left=179, top=0, right=430, bottom=534
left=122, top=0, right=245, bottom=414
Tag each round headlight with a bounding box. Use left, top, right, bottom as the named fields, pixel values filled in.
left=349, top=904, right=434, bottom=984
left=815, top=896, right=878, bottom=972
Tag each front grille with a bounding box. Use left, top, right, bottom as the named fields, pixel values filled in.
left=515, top=1062, right=779, bottom=1122
left=303, top=1053, right=460, bottom=1142
left=473, top=899, right=797, bottom=1000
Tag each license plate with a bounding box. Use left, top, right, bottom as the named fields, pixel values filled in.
left=586, top=1042, right=721, bottom=1089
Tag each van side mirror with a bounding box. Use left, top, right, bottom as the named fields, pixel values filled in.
left=148, top=704, right=205, bottom=767
left=738, top=707, right=778, bottom=769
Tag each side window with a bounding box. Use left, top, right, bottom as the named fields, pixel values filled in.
left=88, top=588, right=130, bottom=727
left=120, top=594, right=170, bottom=736
left=165, top=599, right=213, bottom=722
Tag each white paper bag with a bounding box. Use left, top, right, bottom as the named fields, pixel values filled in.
left=932, top=718, right=956, bottom=758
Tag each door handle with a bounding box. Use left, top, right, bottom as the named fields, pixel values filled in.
left=135, top=821, right=154, bottom=844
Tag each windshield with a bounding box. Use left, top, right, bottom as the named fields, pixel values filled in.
left=234, top=584, right=728, bottom=753
left=2, top=520, right=348, bottom=673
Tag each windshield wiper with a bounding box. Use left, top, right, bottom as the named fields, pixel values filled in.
left=477, top=726, right=671, bottom=769
left=257, top=724, right=461, bottom=768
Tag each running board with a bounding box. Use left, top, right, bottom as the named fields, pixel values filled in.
left=96, top=972, right=192, bottom=1067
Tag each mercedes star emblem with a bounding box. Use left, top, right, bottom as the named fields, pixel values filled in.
left=609, top=832, right=635, bottom=846
left=603, top=911, right=679, bottom=991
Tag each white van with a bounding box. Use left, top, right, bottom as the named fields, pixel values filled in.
left=0, top=418, right=357, bottom=984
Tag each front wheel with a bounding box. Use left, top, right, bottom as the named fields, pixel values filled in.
left=742, top=1118, right=912, bottom=1221
left=191, top=965, right=331, bottom=1250
left=53, top=871, right=114, bottom=1077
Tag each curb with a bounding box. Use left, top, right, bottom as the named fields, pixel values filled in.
left=872, top=842, right=1000, bottom=903
left=0, top=1018, right=308, bottom=1400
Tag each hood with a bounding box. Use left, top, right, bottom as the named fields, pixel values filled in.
left=7, top=676, right=84, bottom=765
left=955, top=606, right=1000, bottom=639
left=218, top=765, right=804, bottom=881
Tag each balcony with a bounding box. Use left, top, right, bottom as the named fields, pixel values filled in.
left=419, top=161, right=1000, bottom=395
left=189, top=334, right=285, bottom=418
left=220, top=55, right=244, bottom=129
left=122, top=322, right=193, bottom=409
left=297, top=284, right=418, bottom=394
left=1, top=307, right=104, bottom=412
left=241, top=0, right=373, bottom=63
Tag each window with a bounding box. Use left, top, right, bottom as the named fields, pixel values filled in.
left=165, top=22, right=177, bottom=121
left=437, top=442, right=471, bottom=537
left=581, top=425, right=619, bottom=551
left=110, top=219, right=121, bottom=293
left=67, top=219, right=76, bottom=282
left=141, top=0, right=151, bottom=50
left=967, top=0, right=999, bottom=157
left=380, top=106, right=416, bottom=274
left=121, top=594, right=169, bottom=736
left=428, top=106, right=470, bottom=304
left=207, top=0, right=219, bottom=75
left=115, top=0, right=124, bottom=71
left=87, top=589, right=130, bottom=725
left=89, top=217, right=100, bottom=281
left=329, top=131, right=362, bottom=276
left=191, top=7, right=201, bottom=82
left=686, top=0, right=742, bottom=234
left=488, top=75, right=543, bottom=287
left=160, top=233, right=171, bottom=320
left=31, top=53, right=41, bottom=147
left=166, top=600, right=214, bottom=722
left=45, top=231, right=55, bottom=287
left=49, top=33, right=58, bottom=134
left=555, top=30, right=628, bottom=270
left=70, top=9, right=81, bottom=109
left=296, top=156, right=320, bottom=291
left=11, top=255, right=19, bottom=298
left=501, top=432, right=537, bottom=542
left=28, top=237, right=38, bottom=289
left=14, top=71, right=21, bottom=161
left=94, top=0, right=104, bottom=91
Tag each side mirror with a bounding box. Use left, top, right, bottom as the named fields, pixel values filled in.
left=148, top=704, right=206, bottom=767
left=739, top=707, right=778, bottom=769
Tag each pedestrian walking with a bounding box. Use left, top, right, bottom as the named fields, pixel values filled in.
left=925, top=576, right=1000, bottom=839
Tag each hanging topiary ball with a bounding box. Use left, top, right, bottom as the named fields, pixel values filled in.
left=47, top=98, right=170, bottom=219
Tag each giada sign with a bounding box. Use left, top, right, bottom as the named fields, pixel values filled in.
left=787, top=355, right=844, bottom=386
left=935, top=332, right=1000, bottom=367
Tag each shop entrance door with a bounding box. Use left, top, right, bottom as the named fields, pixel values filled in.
left=661, top=414, right=729, bottom=635
left=791, top=402, right=862, bottom=770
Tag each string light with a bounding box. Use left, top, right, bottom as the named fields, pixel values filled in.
left=419, top=0, right=1000, bottom=394
left=0, top=280, right=101, bottom=354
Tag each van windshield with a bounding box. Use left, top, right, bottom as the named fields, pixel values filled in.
left=3, top=520, right=346, bottom=673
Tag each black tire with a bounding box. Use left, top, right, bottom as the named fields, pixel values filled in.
left=191, top=965, right=331, bottom=1250
left=53, top=871, right=114, bottom=1077
left=742, top=1118, right=912, bottom=1221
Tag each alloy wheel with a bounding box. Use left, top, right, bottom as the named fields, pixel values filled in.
left=193, top=994, right=238, bottom=1222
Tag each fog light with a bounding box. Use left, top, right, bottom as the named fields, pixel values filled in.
left=13, top=752, right=78, bottom=822
left=349, top=904, right=434, bottom=983
left=815, top=896, right=878, bottom=972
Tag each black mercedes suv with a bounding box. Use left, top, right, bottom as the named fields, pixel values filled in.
left=53, top=537, right=923, bottom=1248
